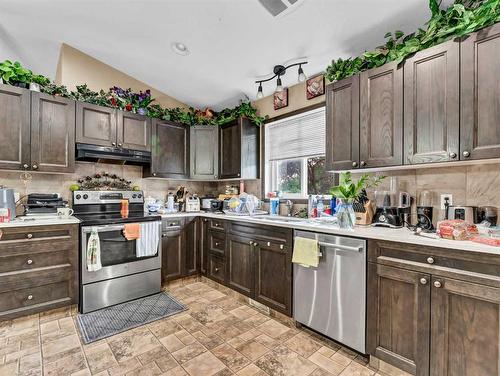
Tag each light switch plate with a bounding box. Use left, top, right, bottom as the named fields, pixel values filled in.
left=440, top=194, right=453, bottom=209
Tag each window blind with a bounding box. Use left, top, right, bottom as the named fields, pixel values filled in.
left=265, top=107, right=325, bottom=161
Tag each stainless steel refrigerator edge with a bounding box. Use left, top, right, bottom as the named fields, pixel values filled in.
left=293, top=230, right=366, bottom=353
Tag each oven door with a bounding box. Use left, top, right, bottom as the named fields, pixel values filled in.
left=81, top=221, right=161, bottom=284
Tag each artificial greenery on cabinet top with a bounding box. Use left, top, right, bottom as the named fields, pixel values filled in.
left=325, top=0, right=500, bottom=82
left=0, top=60, right=266, bottom=127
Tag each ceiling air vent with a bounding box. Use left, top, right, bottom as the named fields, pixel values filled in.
left=258, top=0, right=304, bottom=17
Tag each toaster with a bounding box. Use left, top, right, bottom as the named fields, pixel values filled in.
left=185, top=195, right=201, bottom=212
left=447, top=206, right=480, bottom=224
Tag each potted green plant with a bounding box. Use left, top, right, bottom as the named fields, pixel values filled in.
left=0, top=60, right=33, bottom=88
left=330, top=172, right=385, bottom=230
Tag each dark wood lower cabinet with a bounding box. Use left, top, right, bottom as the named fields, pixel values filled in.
left=208, top=253, right=226, bottom=284
left=227, top=234, right=254, bottom=296
left=367, top=263, right=430, bottom=375
left=199, top=218, right=209, bottom=275
left=254, top=241, right=292, bottom=316
left=162, top=230, right=183, bottom=283
left=184, top=218, right=198, bottom=276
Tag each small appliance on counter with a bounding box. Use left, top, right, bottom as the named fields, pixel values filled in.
left=185, top=195, right=201, bottom=212
left=0, top=186, right=16, bottom=222
left=23, top=193, right=67, bottom=216
left=200, top=196, right=215, bottom=211
left=446, top=206, right=480, bottom=224
left=416, top=190, right=434, bottom=231
left=480, top=206, right=498, bottom=226
left=372, top=190, right=411, bottom=228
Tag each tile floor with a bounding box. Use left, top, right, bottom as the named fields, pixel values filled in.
left=0, top=279, right=392, bottom=376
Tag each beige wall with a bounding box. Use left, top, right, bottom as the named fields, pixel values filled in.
left=252, top=76, right=327, bottom=118
left=55, top=44, right=187, bottom=109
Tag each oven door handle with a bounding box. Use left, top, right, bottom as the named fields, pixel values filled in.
left=82, top=225, right=126, bottom=233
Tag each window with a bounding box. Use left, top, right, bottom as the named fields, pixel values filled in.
left=265, top=107, right=335, bottom=199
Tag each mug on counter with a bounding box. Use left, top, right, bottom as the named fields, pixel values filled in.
left=57, top=207, right=74, bottom=218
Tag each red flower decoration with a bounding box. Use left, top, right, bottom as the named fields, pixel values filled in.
left=125, top=104, right=132, bottom=111
left=110, top=98, right=117, bottom=107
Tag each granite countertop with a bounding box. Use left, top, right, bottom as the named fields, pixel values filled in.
left=0, top=216, right=80, bottom=228
left=159, top=211, right=500, bottom=255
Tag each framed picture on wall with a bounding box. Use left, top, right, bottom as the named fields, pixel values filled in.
left=273, top=88, right=288, bottom=110
left=306, top=74, right=325, bottom=99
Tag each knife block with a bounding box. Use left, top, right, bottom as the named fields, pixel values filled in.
left=355, top=200, right=374, bottom=225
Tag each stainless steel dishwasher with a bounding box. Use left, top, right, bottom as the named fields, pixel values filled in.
left=293, top=230, right=366, bottom=353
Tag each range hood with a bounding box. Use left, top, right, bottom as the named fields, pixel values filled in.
left=76, top=143, right=151, bottom=165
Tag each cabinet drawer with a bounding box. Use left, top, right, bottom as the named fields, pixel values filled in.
left=230, top=221, right=292, bottom=243
left=0, top=281, right=70, bottom=313
left=209, top=219, right=225, bottom=231
left=162, top=218, right=184, bottom=232
left=0, top=249, right=69, bottom=273
left=208, top=254, right=226, bottom=285
left=0, top=264, right=71, bottom=294
left=208, top=230, right=225, bottom=255
left=0, top=225, right=72, bottom=242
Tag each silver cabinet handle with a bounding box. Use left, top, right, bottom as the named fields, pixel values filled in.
left=237, top=173, right=240, bottom=177
left=463, top=150, right=470, bottom=158
left=318, top=242, right=362, bottom=252
left=152, top=172, right=157, bottom=177
left=215, top=242, right=219, bottom=246
left=433, top=281, right=442, bottom=288
left=254, top=242, right=259, bottom=246
left=420, top=278, right=428, bottom=285
left=27, top=233, right=33, bottom=239
left=27, top=259, right=33, bottom=265
left=267, top=242, right=271, bottom=247
left=27, top=295, right=33, bottom=300
left=215, top=223, right=219, bottom=227
left=249, top=241, right=253, bottom=245
left=427, top=257, right=435, bottom=264
left=449, top=152, right=457, bottom=159
left=352, top=161, right=358, bottom=168
left=214, top=267, right=219, bottom=272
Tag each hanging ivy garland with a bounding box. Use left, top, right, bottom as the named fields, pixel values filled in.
left=325, top=0, right=500, bottom=82
left=0, top=61, right=267, bottom=126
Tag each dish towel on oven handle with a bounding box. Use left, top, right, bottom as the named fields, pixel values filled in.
left=86, top=227, right=102, bottom=272
left=136, top=222, right=160, bottom=257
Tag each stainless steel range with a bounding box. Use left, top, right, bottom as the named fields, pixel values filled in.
left=73, top=190, right=161, bottom=313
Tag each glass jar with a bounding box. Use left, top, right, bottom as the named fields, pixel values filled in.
left=336, top=198, right=356, bottom=230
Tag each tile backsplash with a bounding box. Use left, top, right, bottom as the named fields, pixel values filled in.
left=0, top=162, right=218, bottom=215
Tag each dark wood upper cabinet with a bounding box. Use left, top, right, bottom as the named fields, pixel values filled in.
left=145, top=119, right=189, bottom=179
left=227, top=234, right=254, bottom=297
left=0, top=84, right=30, bottom=170
left=30, top=92, right=75, bottom=173
left=430, top=276, right=500, bottom=376
left=76, top=102, right=117, bottom=147
left=325, top=76, right=360, bottom=171
left=460, top=23, right=500, bottom=161
left=367, top=263, right=430, bottom=376
left=360, top=62, right=403, bottom=168
left=219, top=118, right=259, bottom=179
left=404, top=40, right=460, bottom=165
left=117, top=111, right=151, bottom=151
left=254, top=240, right=292, bottom=316
left=190, top=125, right=218, bottom=179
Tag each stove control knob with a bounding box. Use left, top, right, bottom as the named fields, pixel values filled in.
left=83, top=194, right=88, bottom=200
left=75, top=194, right=81, bottom=200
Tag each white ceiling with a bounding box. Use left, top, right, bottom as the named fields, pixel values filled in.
left=0, top=0, right=434, bottom=109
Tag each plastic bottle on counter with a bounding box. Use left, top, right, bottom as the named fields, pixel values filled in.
left=316, top=196, right=324, bottom=217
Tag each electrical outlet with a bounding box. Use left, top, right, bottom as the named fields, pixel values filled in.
left=440, top=194, right=453, bottom=209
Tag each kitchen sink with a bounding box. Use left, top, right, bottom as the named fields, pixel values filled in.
left=254, top=215, right=308, bottom=223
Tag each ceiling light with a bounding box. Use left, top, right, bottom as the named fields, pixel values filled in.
left=256, top=83, right=264, bottom=99
left=275, top=76, right=283, bottom=92
left=298, top=65, right=306, bottom=82
left=171, top=42, right=189, bottom=56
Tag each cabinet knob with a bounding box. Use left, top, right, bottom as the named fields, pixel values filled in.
left=111, top=142, right=117, bottom=147
left=427, top=257, right=435, bottom=264
left=23, top=163, right=29, bottom=169
left=462, top=150, right=470, bottom=158
left=352, top=162, right=358, bottom=168
left=32, top=164, right=38, bottom=170
left=27, top=259, right=33, bottom=265
left=203, top=219, right=208, bottom=223
left=449, top=152, right=457, bottom=159
left=214, top=175, right=218, bottom=179
left=254, top=242, right=259, bottom=246
left=360, top=161, right=366, bottom=167
left=27, top=233, right=33, bottom=239
left=214, top=267, right=219, bottom=272
left=280, top=244, right=284, bottom=250
left=249, top=241, right=253, bottom=245
left=420, top=278, right=428, bottom=285
left=162, top=234, right=167, bottom=238
left=433, top=280, right=442, bottom=288
left=152, top=173, right=157, bottom=177
left=118, top=143, right=123, bottom=147
left=215, top=223, right=219, bottom=227
left=267, top=242, right=271, bottom=247
left=215, top=242, right=219, bottom=246
left=27, top=294, right=33, bottom=300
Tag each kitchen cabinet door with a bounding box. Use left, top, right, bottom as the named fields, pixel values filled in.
left=161, top=230, right=184, bottom=283
left=199, top=218, right=209, bottom=275
left=360, top=62, right=403, bottom=168
left=219, top=120, right=241, bottom=179
left=227, top=234, right=254, bottom=297
left=117, top=111, right=151, bottom=151
left=404, top=40, right=460, bottom=164
left=184, top=217, right=198, bottom=276
left=0, top=84, right=30, bottom=170
left=367, top=263, right=430, bottom=376
left=254, top=241, right=292, bottom=316
left=190, top=125, right=218, bottom=179
left=430, top=276, right=500, bottom=376
left=147, top=119, right=189, bottom=179
left=460, top=23, right=500, bottom=161
left=30, top=92, right=75, bottom=173
left=325, top=76, right=360, bottom=171
left=76, top=102, right=117, bottom=147
left=208, top=253, right=226, bottom=285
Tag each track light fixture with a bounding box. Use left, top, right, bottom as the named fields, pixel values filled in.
left=255, top=61, right=308, bottom=98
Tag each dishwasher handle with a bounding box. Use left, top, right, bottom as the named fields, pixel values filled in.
left=318, top=242, right=363, bottom=253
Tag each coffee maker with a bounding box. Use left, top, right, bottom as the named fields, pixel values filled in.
left=416, top=190, right=434, bottom=231
left=373, top=190, right=411, bottom=228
